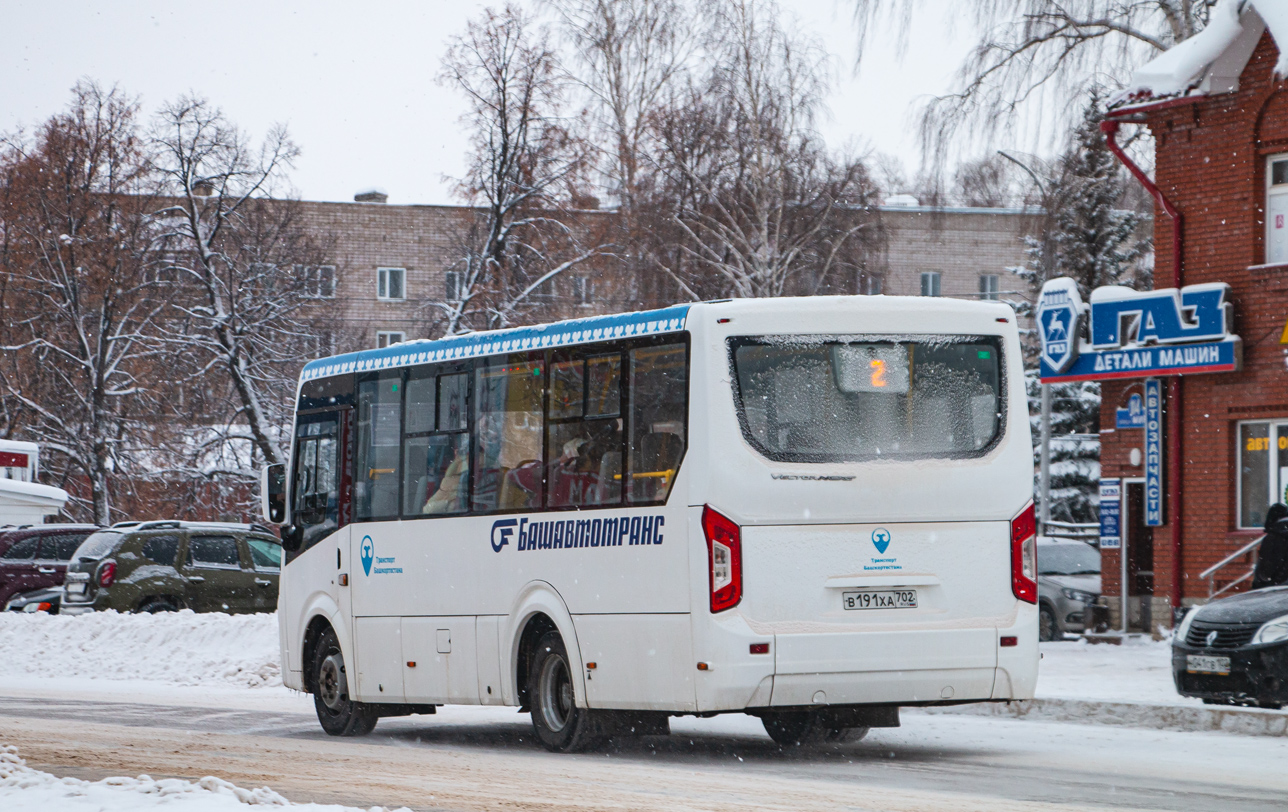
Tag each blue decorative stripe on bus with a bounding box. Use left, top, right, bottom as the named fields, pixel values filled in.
left=300, top=304, right=691, bottom=382
left=490, top=515, right=664, bottom=553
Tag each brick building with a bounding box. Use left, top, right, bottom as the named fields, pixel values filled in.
left=303, top=193, right=1039, bottom=352
left=878, top=204, right=1041, bottom=301
left=1096, top=3, right=1288, bottom=629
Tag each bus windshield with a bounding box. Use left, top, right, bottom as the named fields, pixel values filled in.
left=731, top=336, right=1003, bottom=462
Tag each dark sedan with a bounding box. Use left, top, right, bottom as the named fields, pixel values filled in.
left=4, top=586, right=62, bottom=613
left=1173, top=585, right=1288, bottom=709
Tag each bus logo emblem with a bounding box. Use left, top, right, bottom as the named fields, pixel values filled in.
left=871, top=528, right=891, bottom=554
left=360, top=536, right=374, bottom=576
left=491, top=519, right=517, bottom=552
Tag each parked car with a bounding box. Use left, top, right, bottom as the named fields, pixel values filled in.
left=1037, top=537, right=1103, bottom=641
left=1172, top=586, right=1288, bottom=709
left=4, top=586, right=63, bottom=613
left=0, top=524, right=100, bottom=609
left=60, top=521, right=282, bottom=615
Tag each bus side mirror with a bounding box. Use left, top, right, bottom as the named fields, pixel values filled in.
left=261, top=463, right=288, bottom=526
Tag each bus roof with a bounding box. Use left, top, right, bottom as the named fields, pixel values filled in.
left=300, top=303, right=691, bottom=382
left=299, top=295, right=1016, bottom=383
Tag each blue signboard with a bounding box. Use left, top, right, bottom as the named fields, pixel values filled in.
left=1099, top=479, right=1121, bottom=549
left=1116, top=393, right=1145, bottom=429
left=1036, top=277, right=1241, bottom=383
left=1040, top=338, right=1241, bottom=382
left=1144, top=378, right=1164, bottom=526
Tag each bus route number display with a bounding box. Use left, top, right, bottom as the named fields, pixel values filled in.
left=831, top=344, right=911, bottom=394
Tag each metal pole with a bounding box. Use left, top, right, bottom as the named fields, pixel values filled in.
left=1040, top=382, right=1052, bottom=535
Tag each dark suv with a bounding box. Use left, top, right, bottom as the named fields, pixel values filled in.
left=0, top=524, right=101, bottom=611
left=61, top=521, right=282, bottom=615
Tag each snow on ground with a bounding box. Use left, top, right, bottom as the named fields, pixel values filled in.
left=0, top=610, right=280, bottom=689
left=1037, top=636, right=1201, bottom=706
left=0, top=746, right=406, bottom=812
left=0, top=610, right=1196, bottom=707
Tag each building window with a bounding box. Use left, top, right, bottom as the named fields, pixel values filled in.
left=1267, top=155, right=1288, bottom=265
left=1238, top=420, right=1288, bottom=528
left=920, top=271, right=941, bottom=297
left=978, top=274, right=1000, bottom=300
left=376, top=330, right=406, bottom=349
left=572, top=275, right=593, bottom=305
left=302, top=265, right=336, bottom=298
left=862, top=275, right=883, bottom=295
left=377, top=267, right=406, bottom=301
left=444, top=270, right=461, bottom=301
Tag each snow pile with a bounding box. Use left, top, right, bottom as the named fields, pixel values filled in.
left=1037, top=637, right=1189, bottom=706
left=0, top=745, right=404, bottom=811
left=0, top=610, right=280, bottom=688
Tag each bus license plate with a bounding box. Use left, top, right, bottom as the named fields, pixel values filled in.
left=843, top=589, right=917, bottom=610
left=1186, top=655, right=1230, bottom=675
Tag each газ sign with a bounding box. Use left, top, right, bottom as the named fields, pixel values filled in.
left=1036, top=277, right=1241, bottom=383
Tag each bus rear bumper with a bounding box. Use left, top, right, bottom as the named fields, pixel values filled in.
left=695, top=614, right=1038, bottom=711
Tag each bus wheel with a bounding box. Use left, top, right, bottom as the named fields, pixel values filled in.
left=528, top=631, right=602, bottom=752
left=761, top=711, right=844, bottom=747
left=312, top=626, right=377, bottom=737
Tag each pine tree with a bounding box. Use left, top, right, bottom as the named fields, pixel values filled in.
left=1011, top=93, right=1152, bottom=524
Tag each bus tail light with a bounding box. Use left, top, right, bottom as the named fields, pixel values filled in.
left=1010, top=503, right=1037, bottom=604
left=702, top=506, right=742, bottom=613
left=97, top=560, right=117, bottom=588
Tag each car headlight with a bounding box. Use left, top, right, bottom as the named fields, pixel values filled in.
left=1253, top=614, right=1288, bottom=645
left=1060, top=587, right=1097, bottom=604
left=1174, top=607, right=1198, bottom=643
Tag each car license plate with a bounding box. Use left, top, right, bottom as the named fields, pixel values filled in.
left=1186, top=655, right=1231, bottom=675
left=64, top=582, right=86, bottom=594
left=843, top=589, right=917, bottom=610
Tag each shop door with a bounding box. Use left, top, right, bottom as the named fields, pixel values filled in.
left=1123, top=481, right=1154, bottom=632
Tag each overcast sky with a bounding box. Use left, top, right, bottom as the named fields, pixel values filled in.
left=1, top=0, right=971, bottom=205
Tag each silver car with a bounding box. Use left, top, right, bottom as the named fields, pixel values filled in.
left=1037, top=538, right=1102, bottom=641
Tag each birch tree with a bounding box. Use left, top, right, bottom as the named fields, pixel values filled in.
left=150, top=96, right=331, bottom=469
left=0, top=82, right=163, bottom=524
left=437, top=4, right=605, bottom=336
left=645, top=0, right=880, bottom=300
left=850, top=0, right=1219, bottom=163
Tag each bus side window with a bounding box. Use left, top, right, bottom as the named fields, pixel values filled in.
left=356, top=374, right=403, bottom=521
left=473, top=356, right=544, bottom=512
left=293, top=417, right=340, bottom=547
left=546, top=353, right=623, bottom=508
left=403, top=369, right=470, bottom=517
left=627, top=343, right=688, bottom=503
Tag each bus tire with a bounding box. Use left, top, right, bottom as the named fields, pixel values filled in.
left=761, top=710, right=845, bottom=747
left=312, top=626, right=377, bottom=737
left=528, top=631, right=602, bottom=752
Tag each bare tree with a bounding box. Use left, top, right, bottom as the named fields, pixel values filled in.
left=0, top=82, right=163, bottom=524
left=644, top=0, right=880, bottom=300
left=437, top=4, right=605, bottom=335
left=953, top=154, right=1025, bottom=208
left=851, top=1, right=1218, bottom=164
left=150, top=96, right=331, bottom=469
left=545, top=0, right=697, bottom=212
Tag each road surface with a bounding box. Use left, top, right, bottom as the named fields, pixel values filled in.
left=1, top=688, right=1284, bottom=811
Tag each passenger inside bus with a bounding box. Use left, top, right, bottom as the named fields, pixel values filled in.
left=420, top=442, right=469, bottom=514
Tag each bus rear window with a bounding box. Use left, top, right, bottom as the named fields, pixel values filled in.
left=731, top=337, right=1003, bottom=462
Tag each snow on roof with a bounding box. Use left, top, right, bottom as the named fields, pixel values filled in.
left=0, top=478, right=67, bottom=506
left=1110, top=0, right=1286, bottom=112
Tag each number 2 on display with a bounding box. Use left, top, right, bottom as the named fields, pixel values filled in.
left=869, top=359, right=887, bottom=388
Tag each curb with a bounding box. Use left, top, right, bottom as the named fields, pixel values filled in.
left=919, top=697, right=1288, bottom=737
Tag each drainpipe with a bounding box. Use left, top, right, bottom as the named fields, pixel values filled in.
left=1100, top=118, right=1184, bottom=622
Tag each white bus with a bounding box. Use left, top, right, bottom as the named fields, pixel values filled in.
left=261, top=296, right=1038, bottom=751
